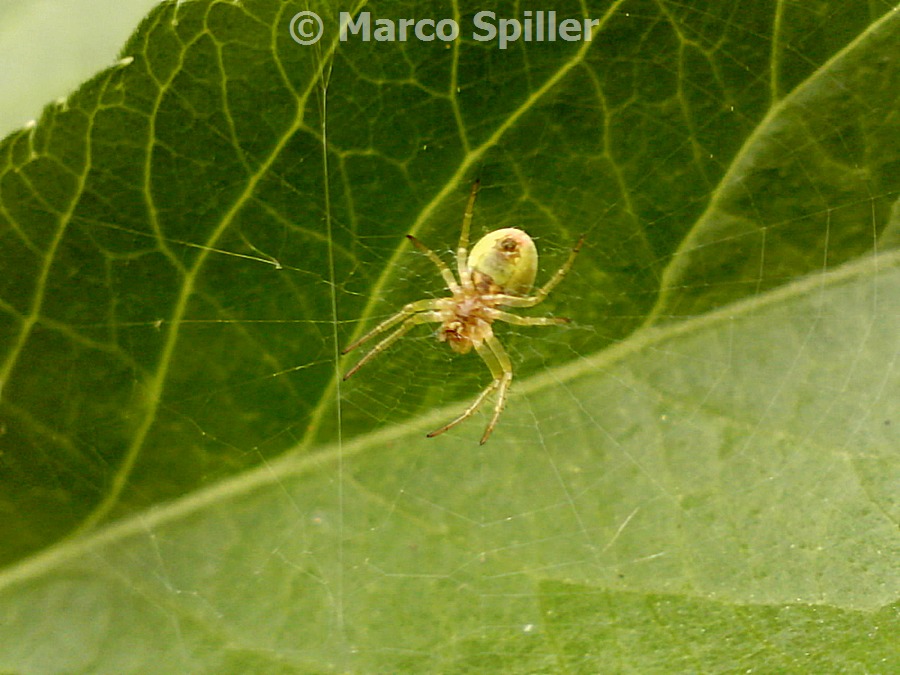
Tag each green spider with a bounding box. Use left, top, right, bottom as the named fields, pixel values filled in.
left=343, top=180, right=583, bottom=443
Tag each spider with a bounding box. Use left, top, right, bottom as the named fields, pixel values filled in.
left=342, top=180, right=583, bottom=444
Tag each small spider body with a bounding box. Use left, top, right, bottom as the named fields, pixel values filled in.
left=343, top=181, right=583, bottom=443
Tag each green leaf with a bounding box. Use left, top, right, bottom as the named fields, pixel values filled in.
left=1, top=0, right=898, bottom=671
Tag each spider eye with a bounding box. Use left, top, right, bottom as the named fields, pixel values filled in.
left=468, top=227, right=538, bottom=295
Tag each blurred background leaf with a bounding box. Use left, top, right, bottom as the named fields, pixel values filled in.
left=0, top=0, right=160, bottom=138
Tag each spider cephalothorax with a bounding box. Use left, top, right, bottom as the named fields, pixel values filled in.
left=343, top=180, right=583, bottom=444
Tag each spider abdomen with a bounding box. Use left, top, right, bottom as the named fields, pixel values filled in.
left=468, top=227, right=538, bottom=296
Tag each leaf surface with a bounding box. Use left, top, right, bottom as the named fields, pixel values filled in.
left=0, top=0, right=898, bottom=671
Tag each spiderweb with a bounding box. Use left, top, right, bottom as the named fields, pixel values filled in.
left=0, top=0, right=898, bottom=672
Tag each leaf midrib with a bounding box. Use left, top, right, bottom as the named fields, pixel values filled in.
left=1, top=247, right=893, bottom=595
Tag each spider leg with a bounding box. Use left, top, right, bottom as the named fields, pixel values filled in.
left=485, top=309, right=570, bottom=327
left=479, top=335, right=513, bottom=444
left=343, top=310, right=443, bottom=380
left=426, top=335, right=513, bottom=444
left=489, top=234, right=585, bottom=308
left=342, top=298, right=442, bottom=355
left=457, top=179, right=480, bottom=289
left=425, top=339, right=503, bottom=440
left=406, top=235, right=460, bottom=292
